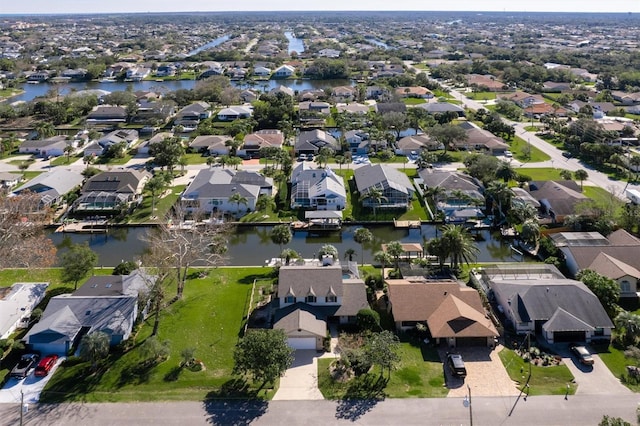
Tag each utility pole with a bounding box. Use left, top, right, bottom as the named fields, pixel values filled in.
left=467, top=384, right=473, bottom=426
left=20, top=389, right=23, bottom=426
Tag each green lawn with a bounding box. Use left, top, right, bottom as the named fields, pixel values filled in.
left=513, top=168, right=566, bottom=181
left=127, top=185, right=186, bottom=224
left=317, top=343, right=447, bottom=399
left=509, top=136, right=551, bottom=163
left=41, top=267, right=275, bottom=402
left=596, top=344, right=640, bottom=392
left=51, top=154, right=81, bottom=167
left=403, top=98, right=427, bottom=105
left=465, top=91, right=497, bottom=101
left=97, top=154, right=133, bottom=166
left=181, top=153, right=208, bottom=165
left=499, top=348, right=575, bottom=395
left=524, top=126, right=539, bottom=132
left=369, top=155, right=411, bottom=164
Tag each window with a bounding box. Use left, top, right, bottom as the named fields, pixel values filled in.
left=326, top=295, right=337, bottom=303
left=305, top=295, right=316, bottom=303
left=284, top=295, right=295, bottom=304
left=621, top=280, right=632, bottom=293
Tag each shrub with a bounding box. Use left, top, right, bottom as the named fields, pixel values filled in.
left=356, top=308, right=381, bottom=332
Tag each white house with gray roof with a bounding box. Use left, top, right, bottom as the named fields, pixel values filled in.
left=354, top=164, right=415, bottom=210
left=290, top=163, right=346, bottom=211
left=19, top=135, right=71, bottom=158
left=181, top=168, right=272, bottom=217
left=13, top=168, right=84, bottom=206
left=295, top=129, right=339, bottom=154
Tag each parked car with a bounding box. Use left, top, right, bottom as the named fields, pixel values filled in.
left=504, top=150, right=513, bottom=158
left=298, top=153, right=307, bottom=162
left=570, top=344, right=594, bottom=366
left=34, top=354, right=59, bottom=377
left=562, top=151, right=572, bottom=159
left=10, top=354, right=40, bottom=379
left=446, top=353, right=467, bottom=378
left=307, top=154, right=314, bottom=161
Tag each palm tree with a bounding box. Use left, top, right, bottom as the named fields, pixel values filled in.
left=270, top=224, right=292, bottom=254
left=574, top=169, right=589, bottom=190
left=229, top=191, right=248, bottom=215
left=559, top=169, right=573, bottom=181
left=63, top=144, right=75, bottom=163
left=509, top=202, right=538, bottom=225
left=318, top=244, right=338, bottom=260
left=79, top=331, right=110, bottom=371
left=385, top=241, right=404, bottom=272
left=361, top=186, right=388, bottom=219
left=226, top=155, right=242, bottom=170
left=630, top=156, right=640, bottom=182
left=440, top=224, right=479, bottom=270
left=373, top=250, right=393, bottom=278
left=520, top=219, right=541, bottom=248
left=255, top=194, right=276, bottom=213
left=83, top=154, right=95, bottom=170
left=486, top=181, right=512, bottom=222
left=280, top=248, right=300, bottom=265
left=315, top=147, right=333, bottom=168
left=225, top=138, right=243, bottom=156
left=353, top=227, right=373, bottom=266
left=35, top=122, right=55, bottom=139
left=145, top=174, right=169, bottom=218
left=344, top=248, right=356, bottom=262
left=425, top=238, right=447, bottom=271
left=615, top=311, right=640, bottom=346
left=495, top=161, right=517, bottom=183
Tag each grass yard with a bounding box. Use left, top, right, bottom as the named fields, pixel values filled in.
left=465, top=91, right=497, bottom=101
left=499, top=348, right=575, bottom=396
left=509, top=136, right=551, bottom=162
left=317, top=343, right=447, bottom=399
left=96, top=154, right=133, bottom=166
left=513, top=167, right=566, bottom=181
left=40, top=267, right=275, bottom=402
left=403, top=98, right=427, bottom=105
left=50, top=155, right=80, bottom=167
left=127, top=185, right=186, bottom=224
left=181, top=153, right=208, bottom=165
left=369, top=155, right=411, bottom=164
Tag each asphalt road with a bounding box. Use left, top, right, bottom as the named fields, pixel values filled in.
left=1, top=394, right=638, bottom=425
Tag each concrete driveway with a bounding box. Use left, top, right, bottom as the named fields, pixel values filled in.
left=441, top=345, right=520, bottom=398
left=272, top=350, right=324, bottom=401
left=0, top=357, right=64, bottom=403
left=557, top=345, right=631, bottom=395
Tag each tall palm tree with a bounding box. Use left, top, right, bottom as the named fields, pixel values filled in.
left=425, top=238, right=447, bottom=271
left=486, top=181, right=512, bottom=222
left=614, top=311, right=640, bottom=346
left=373, top=250, right=393, bottom=277
left=145, top=174, right=169, bottom=218
left=509, top=202, right=538, bottom=226
left=630, top=156, right=640, bottom=182
left=270, top=224, right=292, bottom=254
left=63, top=145, right=75, bottom=163
left=361, top=186, right=388, bottom=219
left=495, top=161, right=517, bottom=183
left=385, top=241, right=404, bottom=272
left=343, top=248, right=356, bottom=262
left=353, top=227, right=373, bottom=266
left=574, top=169, right=589, bottom=190
left=229, top=192, right=248, bottom=215
left=35, top=122, right=55, bottom=139
left=440, top=224, right=479, bottom=270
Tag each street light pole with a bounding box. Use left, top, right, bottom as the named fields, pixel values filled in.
left=468, top=384, right=473, bottom=426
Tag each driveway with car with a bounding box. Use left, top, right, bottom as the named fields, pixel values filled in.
left=0, top=356, right=64, bottom=403
left=440, top=345, right=520, bottom=397
left=558, top=345, right=631, bottom=395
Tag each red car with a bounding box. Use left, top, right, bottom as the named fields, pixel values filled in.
left=34, top=355, right=59, bottom=377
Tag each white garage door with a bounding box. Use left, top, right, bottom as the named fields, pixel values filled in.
left=288, top=337, right=316, bottom=350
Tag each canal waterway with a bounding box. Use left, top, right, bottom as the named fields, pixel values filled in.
left=187, top=34, right=231, bottom=56
left=47, top=224, right=519, bottom=267
left=285, top=31, right=305, bottom=54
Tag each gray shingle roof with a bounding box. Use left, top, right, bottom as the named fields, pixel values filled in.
left=13, top=168, right=84, bottom=201
left=354, top=164, right=413, bottom=195
left=278, top=265, right=344, bottom=299
left=274, top=307, right=326, bottom=337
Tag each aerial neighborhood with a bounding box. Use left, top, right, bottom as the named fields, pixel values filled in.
left=1, top=9, right=640, bottom=425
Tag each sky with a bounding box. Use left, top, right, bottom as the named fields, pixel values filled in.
left=2, top=1, right=638, bottom=14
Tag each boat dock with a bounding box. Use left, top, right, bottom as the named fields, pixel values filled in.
left=393, top=219, right=421, bottom=230
left=291, top=211, right=343, bottom=233
left=55, top=220, right=108, bottom=233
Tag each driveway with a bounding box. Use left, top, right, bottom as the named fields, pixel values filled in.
left=0, top=357, right=64, bottom=403
left=272, top=350, right=325, bottom=401
left=440, top=345, right=520, bottom=398
left=557, top=345, right=631, bottom=395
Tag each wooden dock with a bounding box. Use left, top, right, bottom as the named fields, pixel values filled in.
left=394, top=219, right=421, bottom=229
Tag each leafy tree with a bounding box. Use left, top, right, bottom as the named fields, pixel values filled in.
left=356, top=308, right=381, bottom=332
left=364, top=330, right=401, bottom=378
left=559, top=169, right=573, bottom=180
left=140, top=336, right=170, bottom=364
left=381, top=111, right=408, bottom=141
left=599, top=415, right=631, bottom=426
left=614, top=312, right=640, bottom=347
left=60, top=242, right=98, bottom=290
left=150, top=137, right=185, bottom=173
left=233, top=329, right=294, bottom=388
left=578, top=269, right=620, bottom=319
left=385, top=240, right=405, bottom=272
left=353, top=228, right=373, bottom=266
left=427, top=123, right=467, bottom=153
left=270, top=224, right=292, bottom=253
left=463, top=153, right=500, bottom=184
left=113, top=260, right=138, bottom=275
left=79, top=331, right=110, bottom=371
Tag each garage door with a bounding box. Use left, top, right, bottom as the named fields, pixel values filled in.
left=288, top=337, right=316, bottom=350
left=456, top=337, right=488, bottom=347
left=554, top=331, right=586, bottom=343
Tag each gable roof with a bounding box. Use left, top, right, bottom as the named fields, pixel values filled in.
left=182, top=168, right=265, bottom=200
left=542, top=307, right=595, bottom=333
left=527, top=180, right=588, bottom=217
left=354, top=164, right=414, bottom=195
left=74, top=270, right=153, bottom=297
left=20, top=135, right=68, bottom=150
left=190, top=135, right=231, bottom=149
left=82, top=170, right=148, bottom=195
left=427, top=294, right=498, bottom=338
left=24, top=305, right=81, bottom=344
left=13, top=168, right=84, bottom=199
left=278, top=265, right=343, bottom=299
left=418, top=170, right=483, bottom=192
left=274, top=306, right=326, bottom=337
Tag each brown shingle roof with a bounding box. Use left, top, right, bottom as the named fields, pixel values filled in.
left=427, top=294, right=498, bottom=338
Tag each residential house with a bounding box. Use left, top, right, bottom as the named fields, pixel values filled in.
left=83, top=142, right=104, bottom=158
left=298, top=89, right=326, bottom=102
left=343, top=130, right=371, bottom=155
left=86, top=105, right=128, bottom=125
left=13, top=168, right=84, bottom=207
left=465, top=74, right=507, bottom=91
left=354, top=164, right=415, bottom=210
left=189, top=135, right=231, bottom=156
left=551, top=229, right=640, bottom=306
left=458, top=122, right=510, bottom=155
left=217, top=105, right=253, bottom=121
left=394, top=86, right=433, bottom=99
left=418, top=170, right=485, bottom=222
left=181, top=168, right=268, bottom=216
left=239, top=129, right=284, bottom=157
left=155, top=64, right=176, bottom=77
left=481, top=264, right=613, bottom=344
left=365, top=86, right=388, bottom=100
left=295, top=129, right=340, bottom=154
left=174, top=101, right=211, bottom=132
left=24, top=271, right=153, bottom=354
left=137, top=132, right=173, bottom=156
left=499, top=92, right=545, bottom=108
left=416, top=102, right=465, bottom=117
left=19, top=135, right=69, bottom=158
left=0, top=172, right=20, bottom=189
left=290, top=163, right=346, bottom=210
left=275, top=262, right=368, bottom=349
left=126, top=67, right=151, bottom=81
left=95, top=129, right=139, bottom=155
left=523, top=103, right=568, bottom=118
left=336, top=103, right=370, bottom=115
left=273, top=65, right=295, bottom=78
left=386, top=277, right=498, bottom=347
left=240, top=89, right=260, bottom=103
left=526, top=180, right=589, bottom=223
left=612, top=91, right=640, bottom=106
left=0, top=283, right=49, bottom=339
left=270, top=85, right=295, bottom=97
left=331, top=86, right=356, bottom=101
left=396, top=134, right=440, bottom=154
left=74, top=170, right=149, bottom=213
left=375, top=103, right=407, bottom=115
left=543, top=81, right=572, bottom=92
left=318, top=48, right=341, bottom=58
left=253, top=66, right=271, bottom=76
left=299, top=101, right=331, bottom=126
left=131, top=100, right=174, bottom=124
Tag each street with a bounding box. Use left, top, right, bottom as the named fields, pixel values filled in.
left=1, top=394, right=638, bottom=425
